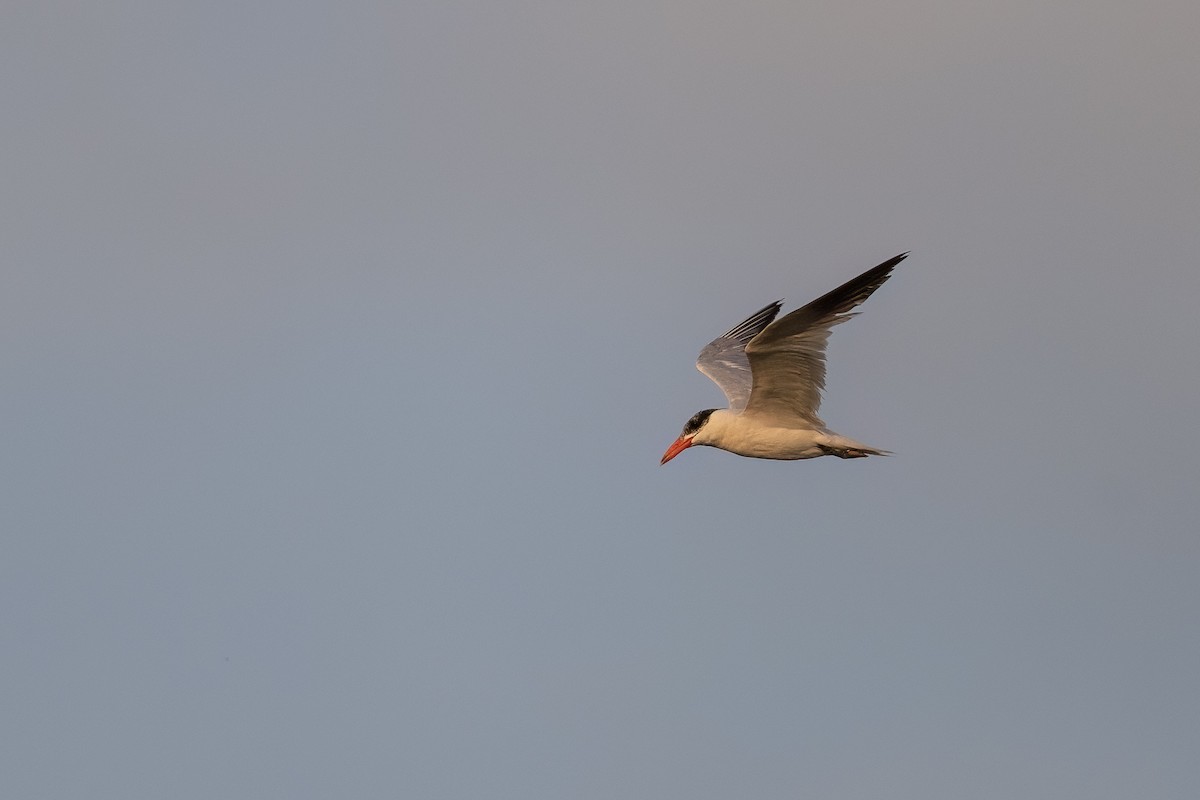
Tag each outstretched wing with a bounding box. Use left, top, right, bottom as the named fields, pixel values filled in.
left=743, top=253, right=907, bottom=426
left=696, top=301, right=782, bottom=411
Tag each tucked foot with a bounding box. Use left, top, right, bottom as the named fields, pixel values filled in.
left=818, top=444, right=870, bottom=459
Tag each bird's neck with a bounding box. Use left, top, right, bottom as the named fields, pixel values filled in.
left=693, top=409, right=739, bottom=447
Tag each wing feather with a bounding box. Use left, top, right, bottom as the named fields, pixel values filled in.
left=695, top=301, right=782, bottom=411
left=743, top=253, right=907, bottom=425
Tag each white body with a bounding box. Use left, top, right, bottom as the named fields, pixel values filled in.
left=693, top=409, right=881, bottom=460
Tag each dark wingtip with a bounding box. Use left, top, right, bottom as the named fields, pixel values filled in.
left=720, top=300, right=784, bottom=342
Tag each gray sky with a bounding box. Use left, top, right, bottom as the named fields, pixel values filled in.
left=4, top=2, right=1199, bottom=798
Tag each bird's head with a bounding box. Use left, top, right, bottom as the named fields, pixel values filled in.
left=660, top=408, right=718, bottom=465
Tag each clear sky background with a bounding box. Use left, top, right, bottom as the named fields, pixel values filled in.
left=4, top=2, right=1198, bottom=798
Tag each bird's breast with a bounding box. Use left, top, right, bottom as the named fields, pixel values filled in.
left=705, top=415, right=827, bottom=460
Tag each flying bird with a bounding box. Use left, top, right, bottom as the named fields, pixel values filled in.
left=660, top=252, right=906, bottom=464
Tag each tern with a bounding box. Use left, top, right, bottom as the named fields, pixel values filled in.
left=660, top=252, right=906, bottom=464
